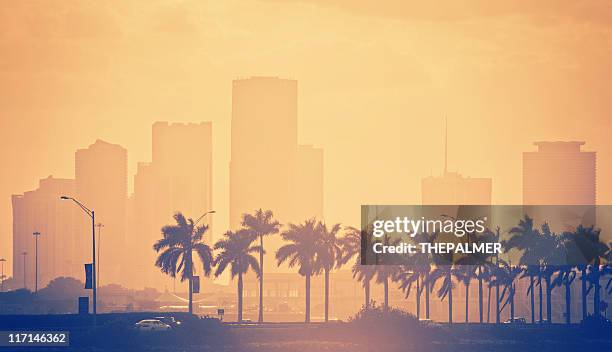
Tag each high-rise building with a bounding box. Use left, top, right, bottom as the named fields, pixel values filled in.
left=230, top=77, right=324, bottom=273
left=131, top=122, right=213, bottom=289
left=421, top=121, right=492, bottom=205
left=523, top=141, right=596, bottom=205
left=12, top=176, right=78, bottom=289
left=75, top=139, right=128, bottom=285
left=230, top=77, right=298, bottom=228
left=421, top=172, right=492, bottom=205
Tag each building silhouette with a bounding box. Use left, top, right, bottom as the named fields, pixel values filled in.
left=523, top=141, right=596, bottom=205
left=131, top=122, right=213, bottom=289
left=75, top=139, right=128, bottom=286
left=421, top=121, right=492, bottom=205
left=11, top=176, right=79, bottom=289
left=230, top=77, right=324, bottom=273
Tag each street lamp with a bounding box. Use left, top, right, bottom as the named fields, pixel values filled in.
left=0, top=258, right=6, bottom=292
left=33, top=232, right=41, bottom=293
left=60, top=196, right=97, bottom=315
left=21, top=252, right=27, bottom=289
left=195, top=210, right=215, bottom=226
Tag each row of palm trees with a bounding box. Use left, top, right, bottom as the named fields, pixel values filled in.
left=154, top=210, right=611, bottom=324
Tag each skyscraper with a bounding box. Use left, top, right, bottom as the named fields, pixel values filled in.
left=421, top=120, right=492, bottom=205
left=75, top=139, right=128, bottom=285
left=12, top=176, right=78, bottom=288
left=230, top=77, right=298, bottom=228
left=230, top=77, right=324, bottom=273
left=131, top=122, right=213, bottom=289
left=523, top=141, right=596, bottom=205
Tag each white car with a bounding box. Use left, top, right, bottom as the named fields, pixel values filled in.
left=134, top=319, right=172, bottom=331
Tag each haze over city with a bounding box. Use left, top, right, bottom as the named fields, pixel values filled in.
left=2, top=0, right=612, bottom=287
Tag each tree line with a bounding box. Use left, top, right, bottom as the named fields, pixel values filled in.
left=154, top=210, right=612, bottom=324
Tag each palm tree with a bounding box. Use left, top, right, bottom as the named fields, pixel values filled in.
left=339, top=227, right=374, bottom=308
left=426, top=264, right=456, bottom=323
left=425, top=232, right=456, bottom=324
left=567, top=225, right=608, bottom=319
left=353, top=262, right=376, bottom=308
left=241, top=209, right=280, bottom=323
left=489, top=259, right=522, bottom=322
left=552, top=264, right=576, bottom=324
left=454, top=265, right=477, bottom=323
left=214, top=230, right=261, bottom=322
left=539, top=223, right=564, bottom=323
left=316, top=221, right=342, bottom=322
left=458, top=228, right=496, bottom=323
left=153, top=212, right=213, bottom=314
left=276, top=219, right=322, bottom=323
left=395, top=232, right=431, bottom=318
left=505, top=215, right=540, bottom=323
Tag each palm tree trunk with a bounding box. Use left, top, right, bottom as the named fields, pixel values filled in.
left=487, top=285, right=491, bottom=323
left=594, top=258, right=601, bottom=318
left=510, top=284, right=515, bottom=320
left=478, top=267, right=483, bottom=324
left=384, top=275, right=389, bottom=310
left=448, top=273, right=453, bottom=324
left=495, top=281, right=500, bottom=324
left=238, top=272, right=243, bottom=322
left=538, top=274, right=543, bottom=323
left=565, top=279, right=571, bottom=324
left=416, top=276, right=421, bottom=320
left=188, top=275, right=193, bottom=315
left=546, top=276, right=552, bottom=323
left=258, top=234, right=264, bottom=323
left=305, top=272, right=311, bottom=323
left=465, top=282, right=469, bottom=323
left=530, top=274, right=535, bottom=324
left=581, top=267, right=587, bottom=320
left=425, top=273, right=430, bottom=319
left=324, top=268, right=330, bottom=322
left=365, top=278, right=371, bottom=308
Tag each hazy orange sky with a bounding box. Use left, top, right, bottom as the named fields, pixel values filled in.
left=1, top=0, right=612, bottom=274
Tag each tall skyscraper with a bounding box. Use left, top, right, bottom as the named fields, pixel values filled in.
left=523, top=141, right=596, bottom=205
left=230, top=77, right=324, bottom=273
left=421, top=121, right=492, bottom=205
left=131, top=122, right=213, bottom=289
left=75, top=139, right=128, bottom=285
left=12, top=176, right=78, bottom=288
left=230, top=77, right=299, bottom=228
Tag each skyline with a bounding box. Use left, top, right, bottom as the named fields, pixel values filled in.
left=3, top=1, right=612, bottom=279
left=4, top=106, right=603, bottom=285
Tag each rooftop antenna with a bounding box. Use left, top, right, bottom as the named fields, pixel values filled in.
left=444, top=116, right=448, bottom=175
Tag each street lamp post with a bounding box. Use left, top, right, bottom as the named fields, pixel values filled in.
left=195, top=210, right=215, bottom=226
left=21, top=252, right=27, bottom=289
left=188, top=210, right=215, bottom=314
left=0, top=258, right=6, bottom=292
left=33, top=232, right=41, bottom=293
left=60, top=196, right=97, bottom=315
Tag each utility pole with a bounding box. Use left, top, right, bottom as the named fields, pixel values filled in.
left=33, top=232, right=41, bottom=293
